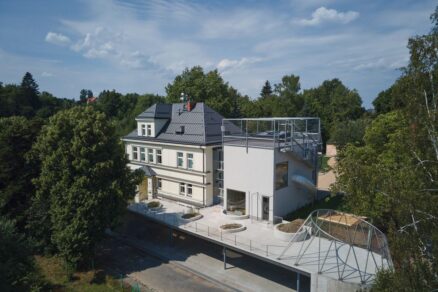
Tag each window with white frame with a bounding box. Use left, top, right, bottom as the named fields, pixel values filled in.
left=147, top=124, right=152, bottom=136
left=157, top=178, right=162, bottom=190
left=140, top=147, right=146, bottom=162
left=187, top=153, right=194, bottom=170
left=132, top=146, right=139, bottom=160
left=187, top=184, right=193, bottom=197
left=141, top=124, right=146, bottom=136
left=179, top=183, right=185, bottom=195
left=156, top=149, right=162, bottom=164
left=177, top=152, right=184, bottom=167
left=148, top=148, right=154, bottom=163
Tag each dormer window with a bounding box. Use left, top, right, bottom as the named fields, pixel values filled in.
left=141, top=124, right=146, bottom=136
left=147, top=124, right=152, bottom=136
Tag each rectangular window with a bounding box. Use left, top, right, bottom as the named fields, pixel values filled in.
left=275, top=162, right=289, bottom=190
left=156, top=149, right=162, bottom=164
left=132, top=146, right=138, bottom=160
left=177, top=152, right=184, bottom=167
left=148, top=148, right=154, bottom=163
left=179, top=183, right=185, bottom=195
left=140, top=147, right=146, bottom=162
left=187, top=153, right=194, bottom=169
left=147, top=124, right=152, bottom=136
left=141, top=124, right=146, bottom=136
left=187, top=184, right=192, bottom=197
left=157, top=178, right=162, bottom=190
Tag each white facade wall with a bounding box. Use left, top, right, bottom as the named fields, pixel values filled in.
left=223, top=145, right=316, bottom=221
left=273, top=151, right=315, bottom=218
left=136, top=119, right=167, bottom=137
left=223, top=146, right=274, bottom=220
left=125, top=140, right=215, bottom=206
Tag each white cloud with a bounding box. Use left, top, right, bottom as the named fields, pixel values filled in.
left=297, top=7, right=359, bottom=26
left=217, top=57, right=263, bottom=71
left=41, top=71, right=53, bottom=77
left=45, top=32, right=71, bottom=46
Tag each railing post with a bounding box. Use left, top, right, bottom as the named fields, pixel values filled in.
left=221, top=230, right=223, bottom=241
left=266, top=245, right=269, bottom=256
left=250, top=240, right=252, bottom=251
left=195, top=222, right=198, bottom=232
left=234, top=234, right=237, bottom=245
left=208, top=226, right=210, bottom=236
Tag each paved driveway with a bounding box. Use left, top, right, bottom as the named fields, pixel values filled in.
left=96, top=236, right=232, bottom=292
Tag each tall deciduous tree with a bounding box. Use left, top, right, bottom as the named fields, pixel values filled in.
left=165, top=66, right=242, bottom=117
left=337, top=6, right=438, bottom=290
left=28, top=106, right=142, bottom=265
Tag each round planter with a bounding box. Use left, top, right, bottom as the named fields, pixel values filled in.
left=219, top=223, right=246, bottom=233
left=274, top=224, right=310, bottom=242
left=222, top=209, right=250, bottom=220
left=179, top=213, right=203, bottom=222
left=146, top=201, right=162, bottom=211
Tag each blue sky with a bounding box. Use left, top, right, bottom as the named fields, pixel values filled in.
left=0, top=0, right=436, bottom=108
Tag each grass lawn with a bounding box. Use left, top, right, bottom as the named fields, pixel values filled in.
left=35, top=255, right=131, bottom=292
left=284, top=193, right=349, bottom=221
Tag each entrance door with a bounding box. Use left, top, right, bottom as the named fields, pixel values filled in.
left=147, top=177, right=156, bottom=198
left=262, top=196, right=269, bottom=221
left=138, top=177, right=148, bottom=201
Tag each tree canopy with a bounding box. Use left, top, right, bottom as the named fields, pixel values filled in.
left=28, top=106, right=141, bottom=265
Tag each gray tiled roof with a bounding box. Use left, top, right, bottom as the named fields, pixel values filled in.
left=123, top=103, right=226, bottom=146
left=137, top=103, right=172, bottom=119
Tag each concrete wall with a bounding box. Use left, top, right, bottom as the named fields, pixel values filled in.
left=273, top=151, right=315, bottom=218
left=223, top=145, right=274, bottom=219
left=310, top=273, right=363, bottom=292
left=326, top=144, right=337, bottom=157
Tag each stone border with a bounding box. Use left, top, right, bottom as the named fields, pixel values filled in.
left=222, top=209, right=250, bottom=220
left=274, top=223, right=310, bottom=242
left=219, top=223, right=246, bottom=233
left=179, top=213, right=203, bottom=222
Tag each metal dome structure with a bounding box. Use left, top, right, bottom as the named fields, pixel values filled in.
left=278, top=209, right=393, bottom=285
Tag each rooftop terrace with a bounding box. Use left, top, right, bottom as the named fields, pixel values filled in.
left=222, top=117, right=322, bottom=163
left=129, top=198, right=392, bottom=290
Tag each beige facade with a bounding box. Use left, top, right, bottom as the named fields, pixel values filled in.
left=125, top=139, right=216, bottom=207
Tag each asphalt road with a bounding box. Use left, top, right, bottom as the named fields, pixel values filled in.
left=96, top=236, right=233, bottom=292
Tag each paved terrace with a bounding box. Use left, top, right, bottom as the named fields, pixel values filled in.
left=128, top=199, right=389, bottom=291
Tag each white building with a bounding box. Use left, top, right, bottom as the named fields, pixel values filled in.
left=122, top=102, right=224, bottom=207
left=123, top=102, right=321, bottom=222
left=221, top=118, right=321, bottom=222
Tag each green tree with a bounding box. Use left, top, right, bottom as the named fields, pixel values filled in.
left=20, top=72, right=40, bottom=115
left=0, top=117, right=42, bottom=230
left=337, top=6, right=438, bottom=290
left=302, top=79, right=364, bottom=145
left=329, top=118, right=370, bottom=149
left=260, top=80, right=273, bottom=98
left=28, top=107, right=142, bottom=265
left=0, top=217, right=44, bottom=291
left=165, top=66, right=241, bottom=117
left=96, top=90, right=123, bottom=118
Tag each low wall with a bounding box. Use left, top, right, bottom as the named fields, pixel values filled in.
left=311, top=273, right=366, bottom=292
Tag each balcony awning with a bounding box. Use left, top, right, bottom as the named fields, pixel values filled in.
left=291, top=175, right=316, bottom=191
left=139, top=165, right=156, bottom=177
